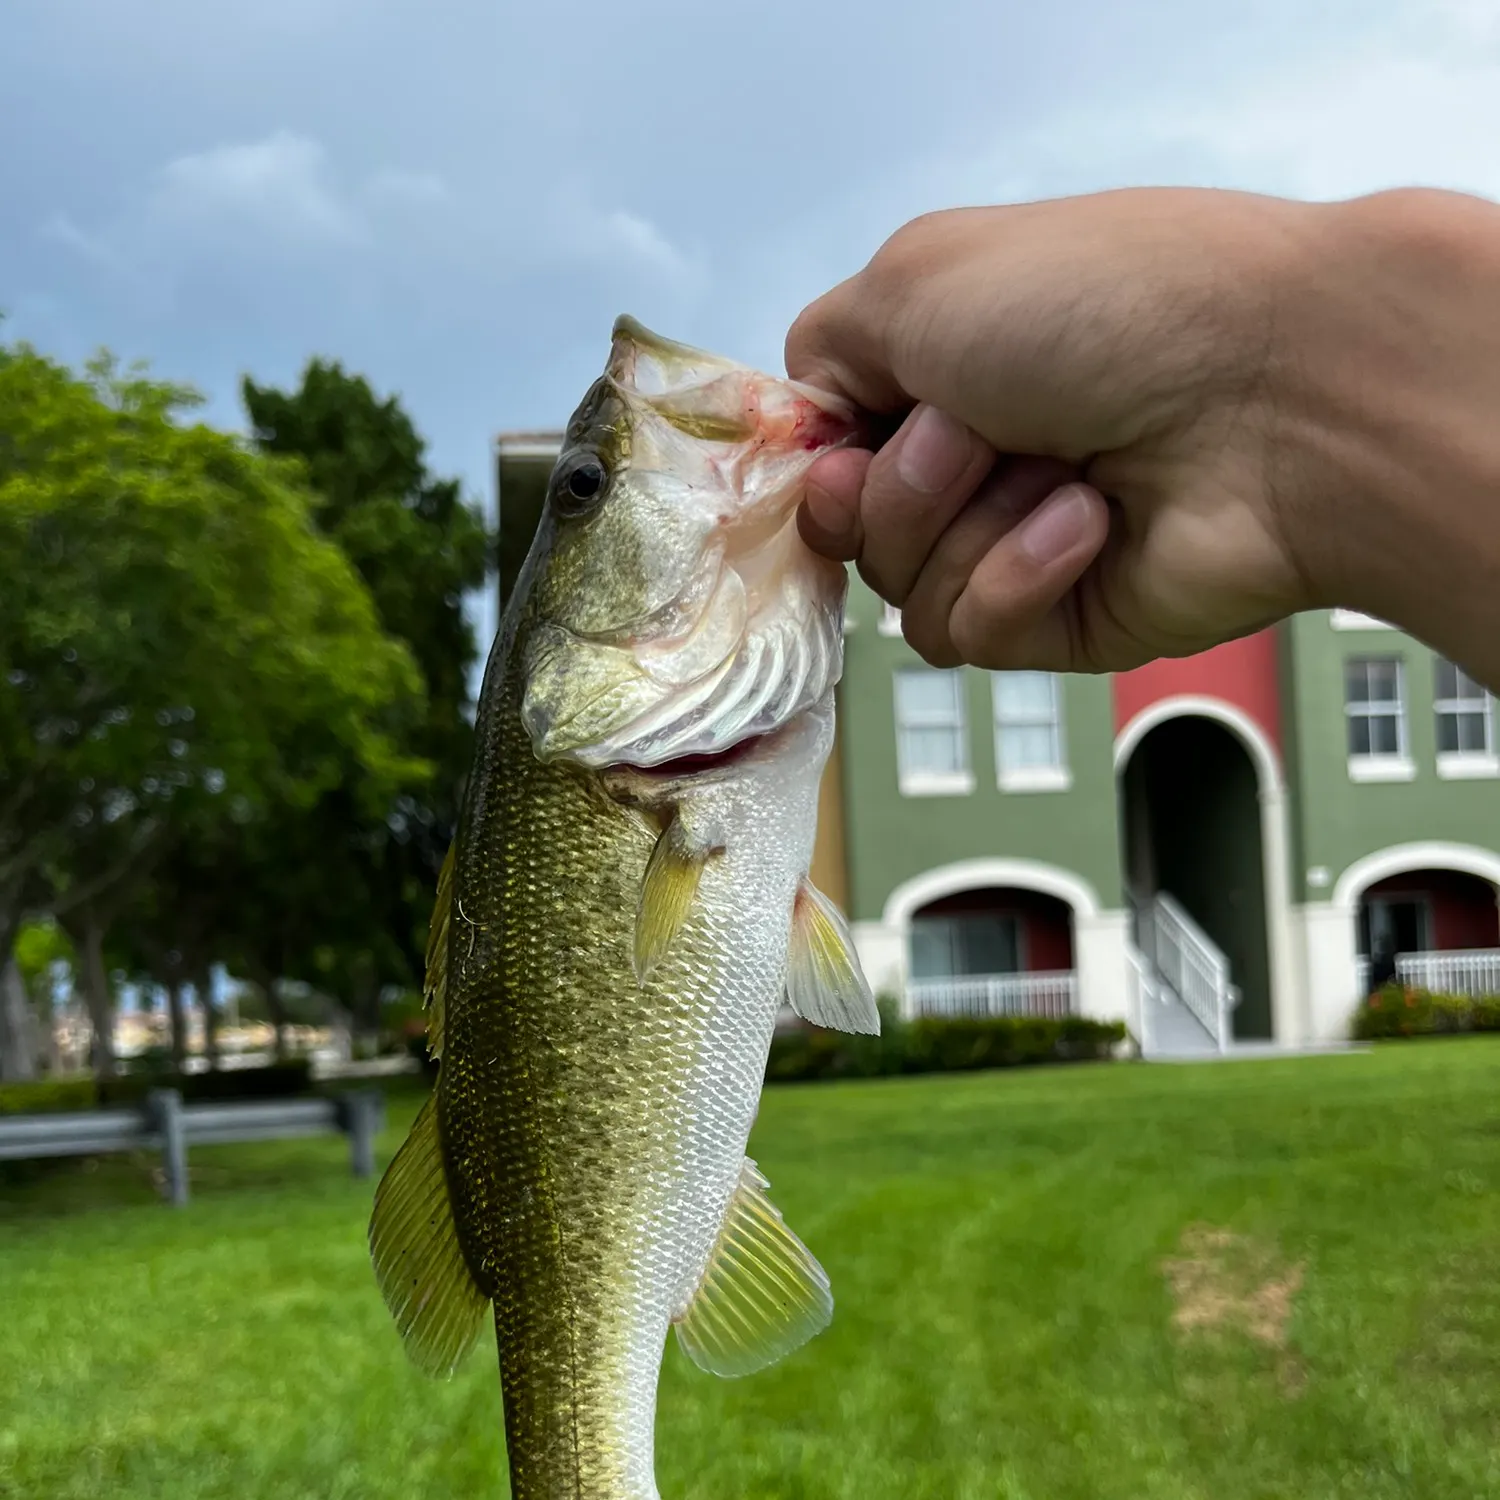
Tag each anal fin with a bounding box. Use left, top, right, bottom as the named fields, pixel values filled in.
left=368, top=1093, right=489, bottom=1378
left=785, top=878, right=880, bottom=1035
left=673, top=1157, right=833, bottom=1379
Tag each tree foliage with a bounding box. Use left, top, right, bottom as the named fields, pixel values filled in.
left=0, top=337, right=429, bottom=1073
left=236, top=361, right=492, bottom=1030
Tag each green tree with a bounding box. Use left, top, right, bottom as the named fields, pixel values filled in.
left=0, top=339, right=428, bottom=1075
left=239, top=362, right=492, bottom=1034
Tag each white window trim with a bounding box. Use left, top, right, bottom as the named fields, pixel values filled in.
left=999, top=765, right=1073, bottom=794
left=899, top=769, right=977, bottom=798
left=1436, top=753, right=1500, bottom=780
left=894, top=667, right=972, bottom=797
left=1345, top=655, right=1410, bottom=782
left=1433, top=660, right=1495, bottom=776
left=1348, top=755, right=1417, bottom=783
left=992, top=671, right=1070, bottom=793
left=878, top=602, right=904, bottom=637
left=1331, top=609, right=1395, bottom=631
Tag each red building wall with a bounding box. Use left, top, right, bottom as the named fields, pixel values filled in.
left=1113, top=628, right=1282, bottom=757
left=913, top=887, right=1074, bottom=970
left=1364, top=870, right=1500, bottom=950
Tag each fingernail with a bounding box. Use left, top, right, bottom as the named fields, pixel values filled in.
left=896, top=404, right=973, bottom=493
left=1018, top=485, right=1093, bottom=565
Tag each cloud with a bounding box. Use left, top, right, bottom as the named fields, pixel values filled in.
left=148, top=130, right=364, bottom=249
left=44, top=126, right=705, bottom=320
left=365, top=169, right=449, bottom=208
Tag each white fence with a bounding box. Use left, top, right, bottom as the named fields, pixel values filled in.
left=903, top=971, right=1076, bottom=1020
left=1357, top=948, right=1500, bottom=998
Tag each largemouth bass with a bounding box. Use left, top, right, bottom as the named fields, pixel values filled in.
left=368, top=315, right=879, bottom=1499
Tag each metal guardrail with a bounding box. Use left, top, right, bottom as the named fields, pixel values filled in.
left=0, top=1088, right=385, bottom=1206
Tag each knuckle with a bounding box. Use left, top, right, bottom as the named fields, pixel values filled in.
left=866, top=210, right=956, bottom=286
left=899, top=607, right=959, bottom=668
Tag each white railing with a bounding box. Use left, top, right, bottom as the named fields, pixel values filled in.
left=1357, top=948, right=1500, bottom=998
left=1138, top=892, right=1235, bottom=1052
left=904, top=971, right=1076, bottom=1020
left=1125, top=943, right=1157, bottom=1054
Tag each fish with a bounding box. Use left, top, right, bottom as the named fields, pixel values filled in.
left=367, top=315, right=880, bottom=1499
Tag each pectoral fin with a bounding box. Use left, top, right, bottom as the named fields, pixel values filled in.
left=635, top=816, right=715, bottom=981
left=785, top=879, right=880, bottom=1035
left=368, top=1094, right=489, bottom=1378
left=672, top=1157, right=833, bottom=1379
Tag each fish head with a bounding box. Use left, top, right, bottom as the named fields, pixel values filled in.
left=519, top=315, right=858, bottom=771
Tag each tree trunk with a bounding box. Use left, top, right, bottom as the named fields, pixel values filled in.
left=77, top=909, right=117, bottom=1079
left=196, top=967, right=218, bottom=1070
left=0, top=956, right=39, bottom=1083
left=351, top=955, right=380, bottom=1059
left=166, top=978, right=188, bottom=1069
left=261, top=974, right=290, bottom=1062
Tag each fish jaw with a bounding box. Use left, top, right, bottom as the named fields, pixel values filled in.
left=523, top=523, right=846, bottom=771
left=516, top=316, right=858, bottom=773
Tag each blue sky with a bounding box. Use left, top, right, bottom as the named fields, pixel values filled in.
left=4, top=0, right=1498, bottom=654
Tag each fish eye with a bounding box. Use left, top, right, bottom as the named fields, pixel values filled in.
left=554, top=454, right=609, bottom=518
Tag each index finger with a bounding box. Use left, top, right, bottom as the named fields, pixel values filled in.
left=785, top=272, right=912, bottom=415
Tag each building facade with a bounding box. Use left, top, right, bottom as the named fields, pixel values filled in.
left=497, top=434, right=1500, bottom=1056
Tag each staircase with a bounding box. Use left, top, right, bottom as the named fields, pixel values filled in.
left=1128, top=890, right=1240, bottom=1059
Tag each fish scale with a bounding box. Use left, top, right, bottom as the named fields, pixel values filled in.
left=368, top=316, right=881, bottom=1498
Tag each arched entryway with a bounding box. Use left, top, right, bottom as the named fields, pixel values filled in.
left=1116, top=706, right=1282, bottom=1041
left=1334, top=845, right=1500, bottom=997
left=880, top=858, right=1100, bottom=1022
left=906, top=886, right=1075, bottom=1018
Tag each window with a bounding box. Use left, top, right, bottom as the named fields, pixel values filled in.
left=992, top=671, right=1070, bottom=791
left=893, top=668, right=972, bottom=795
left=1434, top=658, right=1497, bottom=776
left=1344, top=657, right=1413, bottom=780
left=878, top=601, right=903, bottom=636
left=910, top=912, right=1022, bottom=979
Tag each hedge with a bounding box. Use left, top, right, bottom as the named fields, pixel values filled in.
left=0, top=1060, right=316, bottom=1117
left=1352, top=983, right=1500, bottom=1041
left=766, top=1005, right=1126, bottom=1084
left=2, top=1016, right=1128, bottom=1117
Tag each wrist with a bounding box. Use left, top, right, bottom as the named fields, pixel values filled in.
left=1274, top=187, right=1500, bottom=681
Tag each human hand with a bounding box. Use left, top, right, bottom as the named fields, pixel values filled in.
left=783, top=188, right=1396, bottom=672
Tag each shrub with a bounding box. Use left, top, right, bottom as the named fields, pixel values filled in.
left=0, top=1079, right=98, bottom=1116
left=1472, top=997, right=1500, bottom=1033
left=1353, top=984, right=1500, bottom=1041
left=0, top=1062, right=318, bottom=1116
left=765, top=1006, right=1125, bottom=1084
left=98, top=1060, right=315, bottom=1107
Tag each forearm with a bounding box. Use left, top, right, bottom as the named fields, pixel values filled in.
left=1279, top=187, right=1500, bottom=688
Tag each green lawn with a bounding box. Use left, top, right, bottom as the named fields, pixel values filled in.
left=3, top=1042, right=1500, bottom=1499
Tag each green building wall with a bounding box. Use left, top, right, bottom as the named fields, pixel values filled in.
left=1282, top=612, right=1500, bottom=904
left=836, top=578, right=1123, bottom=926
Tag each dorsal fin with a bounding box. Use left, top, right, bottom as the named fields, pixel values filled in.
left=672, top=1157, right=833, bottom=1379
left=785, top=878, right=880, bottom=1035
left=422, top=840, right=456, bottom=1058
left=368, top=1094, right=489, bottom=1378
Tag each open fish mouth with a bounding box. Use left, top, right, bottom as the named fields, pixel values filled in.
left=612, top=728, right=772, bottom=779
